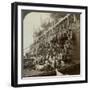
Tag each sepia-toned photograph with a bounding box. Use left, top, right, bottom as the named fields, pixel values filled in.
left=22, top=11, right=80, bottom=77
left=11, top=2, right=87, bottom=87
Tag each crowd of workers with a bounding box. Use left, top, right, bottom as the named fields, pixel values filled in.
left=24, top=28, right=73, bottom=71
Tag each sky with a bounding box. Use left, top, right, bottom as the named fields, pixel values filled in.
left=23, top=12, right=51, bottom=53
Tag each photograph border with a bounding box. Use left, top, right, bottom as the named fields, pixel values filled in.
left=11, top=2, right=88, bottom=87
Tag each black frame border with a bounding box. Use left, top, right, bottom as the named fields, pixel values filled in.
left=11, top=2, right=88, bottom=87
